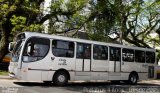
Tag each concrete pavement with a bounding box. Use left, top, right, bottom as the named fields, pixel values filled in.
left=0, top=75, right=10, bottom=79
left=0, top=75, right=22, bottom=87
left=140, top=80, right=160, bottom=85
left=0, top=79, right=22, bottom=87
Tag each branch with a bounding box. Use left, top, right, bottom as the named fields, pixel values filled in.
left=123, top=37, right=141, bottom=47
left=37, top=0, right=45, bottom=6
left=129, top=31, right=151, bottom=48
left=71, top=23, right=85, bottom=37
left=124, top=35, right=151, bottom=48
left=149, top=19, right=160, bottom=32
left=39, top=10, right=76, bottom=24
left=86, top=11, right=99, bottom=22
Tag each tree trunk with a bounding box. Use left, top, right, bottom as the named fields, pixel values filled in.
left=0, top=29, right=9, bottom=62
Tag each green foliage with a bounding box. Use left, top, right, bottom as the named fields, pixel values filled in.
left=10, top=15, right=43, bottom=33
left=0, top=70, right=8, bottom=76
left=0, top=0, right=160, bottom=61
left=0, top=0, right=46, bottom=61
left=86, top=0, right=116, bottom=42
left=24, top=24, right=43, bottom=32
left=48, top=0, right=89, bottom=35
left=10, top=15, right=26, bottom=32
left=65, top=0, right=88, bottom=11
left=88, top=31, right=109, bottom=42
left=51, top=0, right=64, bottom=11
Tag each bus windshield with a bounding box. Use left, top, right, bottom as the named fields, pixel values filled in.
left=11, top=40, right=23, bottom=62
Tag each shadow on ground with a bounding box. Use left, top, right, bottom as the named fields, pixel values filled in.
left=13, top=81, right=160, bottom=93
left=13, top=81, right=160, bottom=87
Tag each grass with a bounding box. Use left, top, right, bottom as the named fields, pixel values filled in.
left=0, top=70, right=8, bottom=76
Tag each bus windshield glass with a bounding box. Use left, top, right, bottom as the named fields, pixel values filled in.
left=11, top=40, right=23, bottom=62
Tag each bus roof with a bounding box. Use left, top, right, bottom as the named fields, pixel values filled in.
left=18, top=32, right=155, bottom=52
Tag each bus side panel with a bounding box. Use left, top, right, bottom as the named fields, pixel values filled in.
left=91, top=72, right=108, bottom=80
left=121, top=62, right=138, bottom=73
left=120, top=73, right=130, bottom=80
left=47, top=71, right=56, bottom=81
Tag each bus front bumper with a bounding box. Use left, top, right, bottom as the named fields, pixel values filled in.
left=9, top=72, right=16, bottom=78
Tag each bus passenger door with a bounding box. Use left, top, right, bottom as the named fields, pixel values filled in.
left=146, top=51, right=155, bottom=79
left=75, top=43, right=91, bottom=79
left=109, top=47, right=121, bottom=78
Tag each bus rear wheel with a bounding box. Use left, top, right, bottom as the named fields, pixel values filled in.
left=128, top=73, right=138, bottom=84
left=53, top=71, right=68, bottom=86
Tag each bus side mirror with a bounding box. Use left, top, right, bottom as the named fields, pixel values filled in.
left=8, top=42, right=15, bottom=52
left=27, top=43, right=32, bottom=56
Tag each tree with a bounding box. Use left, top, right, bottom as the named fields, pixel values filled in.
left=0, top=0, right=88, bottom=61
left=48, top=0, right=89, bottom=36
left=0, top=0, right=45, bottom=61
left=87, top=0, right=159, bottom=47
left=81, top=0, right=160, bottom=59
left=48, top=0, right=116, bottom=41
left=0, top=0, right=159, bottom=61
left=86, top=0, right=117, bottom=42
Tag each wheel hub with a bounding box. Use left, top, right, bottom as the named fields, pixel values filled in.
left=131, top=76, right=136, bottom=83
left=58, top=75, right=65, bottom=82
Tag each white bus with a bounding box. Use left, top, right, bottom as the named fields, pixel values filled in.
left=9, top=32, right=156, bottom=85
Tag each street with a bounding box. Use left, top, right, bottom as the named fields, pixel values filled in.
left=0, top=79, right=160, bottom=93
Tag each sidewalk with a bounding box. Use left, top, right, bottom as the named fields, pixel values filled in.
left=140, top=80, right=160, bottom=85
left=0, top=78, right=22, bottom=87
left=0, top=75, right=12, bottom=79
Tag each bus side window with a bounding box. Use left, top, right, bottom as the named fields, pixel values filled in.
left=76, top=43, right=91, bottom=59
left=110, top=47, right=121, bottom=61
left=122, top=48, right=134, bottom=62
left=52, top=40, right=74, bottom=58
left=146, top=51, right=155, bottom=64
left=93, top=45, right=108, bottom=60
left=84, top=44, right=91, bottom=59
left=76, top=44, right=84, bottom=58
left=135, top=50, right=145, bottom=63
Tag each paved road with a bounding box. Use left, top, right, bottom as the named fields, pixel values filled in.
left=0, top=79, right=160, bottom=93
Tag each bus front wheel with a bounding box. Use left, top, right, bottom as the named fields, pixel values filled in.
left=53, top=71, right=69, bottom=86
left=128, top=73, right=138, bottom=84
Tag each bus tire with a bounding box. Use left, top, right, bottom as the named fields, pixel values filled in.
left=53, top=71, right=68, bottom=86
left=128, top=73, right=138, bottom=84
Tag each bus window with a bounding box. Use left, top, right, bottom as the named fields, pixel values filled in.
left=12, top=46, right=22, bottom=62
left=135, top=50, right=145, bottom=63
left=122, top=48, right=134, bottom=62
left=110, top=47, right=121, bottom=61
left=146, top=51, right=155, bottom=64
left=23, top=37, right=50, bottom=62
left=93, top=45, right=108, bottom=60
left=52, top=40, right=74, bottom=58
left=76, top=43, right=91, bottom=59
left=76, top=43, right=84, bottom=58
